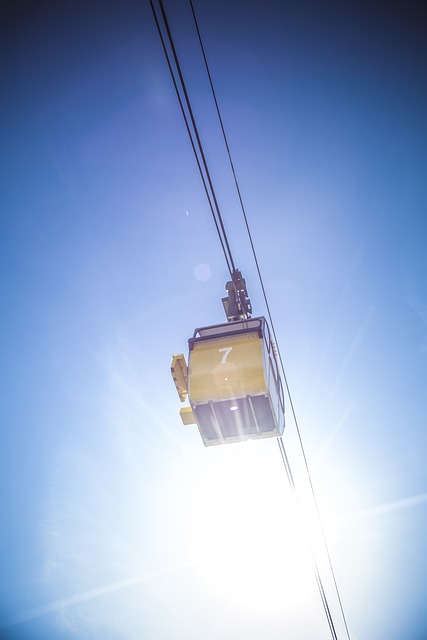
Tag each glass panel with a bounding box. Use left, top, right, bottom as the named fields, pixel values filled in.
left=250, top=395, right=277, bottom=433
left=213, top=399, right=257, bottom=438
left=194, top=404, right=221, bottom=442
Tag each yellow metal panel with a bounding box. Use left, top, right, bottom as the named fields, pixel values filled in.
left=180, top=406, right=196, bottom=425
left=188, top=332, right=266, bottom=404
left=171, top=354, right=188, bottom=402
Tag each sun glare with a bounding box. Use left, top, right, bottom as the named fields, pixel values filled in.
left=186, top=442, right=315, bottom=614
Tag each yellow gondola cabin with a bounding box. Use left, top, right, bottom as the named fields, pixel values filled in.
left=171, top=316, right=285, bottom=446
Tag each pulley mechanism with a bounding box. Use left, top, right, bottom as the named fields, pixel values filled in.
left=222, top=269, right=252, bottom=322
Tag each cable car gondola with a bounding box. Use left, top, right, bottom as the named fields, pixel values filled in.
left=171, top=272, right=285, bottom=446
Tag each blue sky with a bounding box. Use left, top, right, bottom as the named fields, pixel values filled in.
left=1, top=1, right=427, bottom=638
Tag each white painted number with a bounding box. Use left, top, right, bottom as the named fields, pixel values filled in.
left=219, top=346, right=232, bottom=364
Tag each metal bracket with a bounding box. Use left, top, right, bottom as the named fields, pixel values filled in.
left=222, top=268, right=252, bottom=321
left=171, top=354, right=188, bottom=402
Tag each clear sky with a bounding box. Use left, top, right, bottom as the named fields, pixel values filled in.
left=1, top=1, right=427, bottom=639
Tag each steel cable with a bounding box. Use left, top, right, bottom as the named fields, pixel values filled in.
left=149, top=0, right=235, bottom=276
left=188, top=2, right=352, bottom=638
left=151, top=1, right=352, bottom=638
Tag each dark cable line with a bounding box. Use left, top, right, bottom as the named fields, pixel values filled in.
left=189, top=0, right=258, bottom=267
left=157, top=0, right=235, bottom=272
left=188, top=0, right=272, bottom=320
left=149, top=1, right=231, bottom=274
left=151, top=1, right=351, bottom=638
left=277, top=438, right=339, bottom=640
left=149, top=0, right=231, bottom=274
left=149, top=0, right=235, bottom=276
left=188, top=2, right=352, bottom=639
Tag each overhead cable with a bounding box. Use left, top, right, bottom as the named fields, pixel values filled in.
left=151, top=1, right=351, bottom=639
left=277, top=438, right=339, bottom=640
left=149, top=0, right=235, bottom=276
left=188, top=3, right=352, bottom=639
